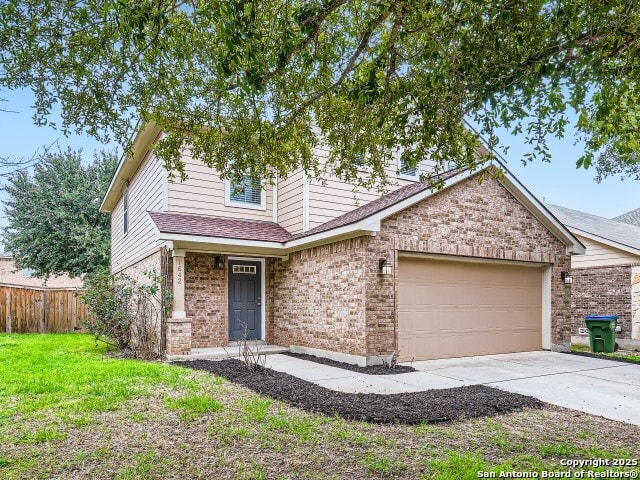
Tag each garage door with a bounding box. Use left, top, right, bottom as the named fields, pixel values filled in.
left=398, top=257, right=543, bottom=361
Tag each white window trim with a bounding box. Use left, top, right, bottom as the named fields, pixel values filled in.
left=224, top=178, right=267, bottom=211
left=397, top=150, right=419, bottom=181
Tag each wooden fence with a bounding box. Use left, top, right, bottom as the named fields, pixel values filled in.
left=0, top=285, right=89, bottom=333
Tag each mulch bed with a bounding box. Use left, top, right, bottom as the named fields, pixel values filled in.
left=175, top=359, right=543, bottom=424
left=563, top=350, right=640, bottom=366
left=282, top=351, right=417, bottom=375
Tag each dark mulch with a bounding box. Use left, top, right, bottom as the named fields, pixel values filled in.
left=175, top=359, right=543, bottom=424
left=563, top=350, right=640, bottom=366
left=282, top=351, right=417, bottom=375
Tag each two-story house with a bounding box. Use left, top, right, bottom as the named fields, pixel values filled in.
left=100, top=122, right=584, bottom=365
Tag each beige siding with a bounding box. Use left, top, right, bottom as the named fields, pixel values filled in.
left=111, top=151, right=165, bottom=274
left=307, top=145, right=436, bottom=229
left=572, top=235, right=640, bottom=268
left=0, top=258, right=82, bottom=288
left=167, top=152, right=273, bottom=221
left=277, top=168, right=304, bottom=234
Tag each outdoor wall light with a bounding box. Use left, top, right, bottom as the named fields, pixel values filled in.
left=378, top=258, right=393, bottom=276
left=561, top=271, right=573, bottom=285
left=214, top=255, right=225, bottom=270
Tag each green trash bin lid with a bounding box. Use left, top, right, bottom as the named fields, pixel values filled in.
left=585, top=315, right=618, bottom=321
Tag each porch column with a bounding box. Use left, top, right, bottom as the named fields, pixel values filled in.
left=167, top=249, right=191, bottom=356
left=172, top=249, right=187, bottom=318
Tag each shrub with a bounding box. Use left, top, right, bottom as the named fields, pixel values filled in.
left=82, top=268, right=170, bottom=359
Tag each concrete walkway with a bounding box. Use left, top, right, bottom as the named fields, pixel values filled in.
left=264, top=351, right=640, bottom=426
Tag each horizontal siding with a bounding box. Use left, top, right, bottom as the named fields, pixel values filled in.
left=572, top=235, right=640, bottom=268
left=307, top=145, right=436, bottom=229
left=167, top=153, right=273, bottom=222
left=278, top=168, right=303, bottom=234
left=111, top=151, right=165, bottom=273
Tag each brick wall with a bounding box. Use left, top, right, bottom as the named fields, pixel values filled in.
left=365, top=174, right=572, bottom=356
left=571, top=265, right=633, bottom=339
left=271, top=174, right=573, bottom=360
left=272, top=238, right=368, bottom=356
left=120, top=250, right=164, bottom=352
left=183, top=253, right=228, bottom=348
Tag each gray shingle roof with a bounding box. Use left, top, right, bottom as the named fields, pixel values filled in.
left=546, top=204, right=640, bottom=253
left=613, top=208, right=640, bottom=227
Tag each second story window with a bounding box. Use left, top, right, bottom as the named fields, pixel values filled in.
left=226, top=176, right=266, bottom=210
left=398, top=151, right=419, bottom=180
left=21, top=268, right=34, bottom=278
left=353, top=152, right=373, bottom=172
left=123, top=187, right=129, bottom=235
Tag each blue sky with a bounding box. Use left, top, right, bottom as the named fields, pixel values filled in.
left=1, top=88, right=638, bottom=224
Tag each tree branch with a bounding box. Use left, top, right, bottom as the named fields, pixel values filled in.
left=281, top=6, right=393, bottom=127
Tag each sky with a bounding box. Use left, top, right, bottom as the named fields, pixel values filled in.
left=0, top=88, right=638, bottom=227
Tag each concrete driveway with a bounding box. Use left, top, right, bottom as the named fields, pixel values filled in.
left=410, top=351, right=640, bottom=426
left=265, top=351, right=640, bottom=426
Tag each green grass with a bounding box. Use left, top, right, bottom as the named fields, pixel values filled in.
left=18, top=426, right=67, bottom=444
left=164, top=393, right=224, bottom=421
left=1, top=334, right=639, bottom=479
left=572, top=344, right=640, bottom=363
left=0, top=334, right=207, bottom=424
left=242, top=395, right=272, bottom=422
left=361, top=452, right=407, bottom=477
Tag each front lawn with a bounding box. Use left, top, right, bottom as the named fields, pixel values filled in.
left=572, top=344, right=640, bottom=364
left=1, top=334, right=639, bottom=479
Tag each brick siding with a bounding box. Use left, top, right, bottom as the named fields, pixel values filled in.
left=183, top=253, right=228, bottom=348
left=119, top=250, right=164, bottom=352
left=364, top=174, right=572, bottom=356
left=270, top=174, right=572, bottom=359
left=272, top=238, right=368, bottom=356
left=570, top=265, right=633, bottom=339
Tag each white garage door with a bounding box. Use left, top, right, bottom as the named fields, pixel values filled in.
left=398, top=257, right=543, bottom=361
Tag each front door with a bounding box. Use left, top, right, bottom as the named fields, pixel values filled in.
left=228, top=259, right=262, bottom=341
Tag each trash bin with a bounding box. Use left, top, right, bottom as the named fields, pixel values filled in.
left=584, top=315, right=618, bottom=353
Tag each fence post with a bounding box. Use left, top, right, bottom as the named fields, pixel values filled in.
left=43, top=290, right=49, bottom=332
left=6, top=289, right=11, bottom=334
left=71, top=291, right=78, bottom=330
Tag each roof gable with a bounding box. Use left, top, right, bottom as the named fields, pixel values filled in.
left=613, top=207, right=640, bottom=227
left=546, top=204, right=640, bottom=255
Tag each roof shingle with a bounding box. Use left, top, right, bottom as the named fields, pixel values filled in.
left=613, top=208, right=640, bottom=227
left=148, top=212, right=292, bottom=243
left=546, top=204, right=640, bottom=253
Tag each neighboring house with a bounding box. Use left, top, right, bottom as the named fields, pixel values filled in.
left=614, top=207, right=640, bottom=227
left=0, top=254, right=83, bottom=289
left=100, top=122, right=584, bottom=364
left=546, top=205, right=640, bottom=348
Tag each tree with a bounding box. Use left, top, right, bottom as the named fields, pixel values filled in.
left=3, top=148, right=118, bottom=278
left=1, top=1, right=639, bottom=189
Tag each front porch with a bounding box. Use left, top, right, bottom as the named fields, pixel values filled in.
left=166, top=249, right=282, bottom=356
